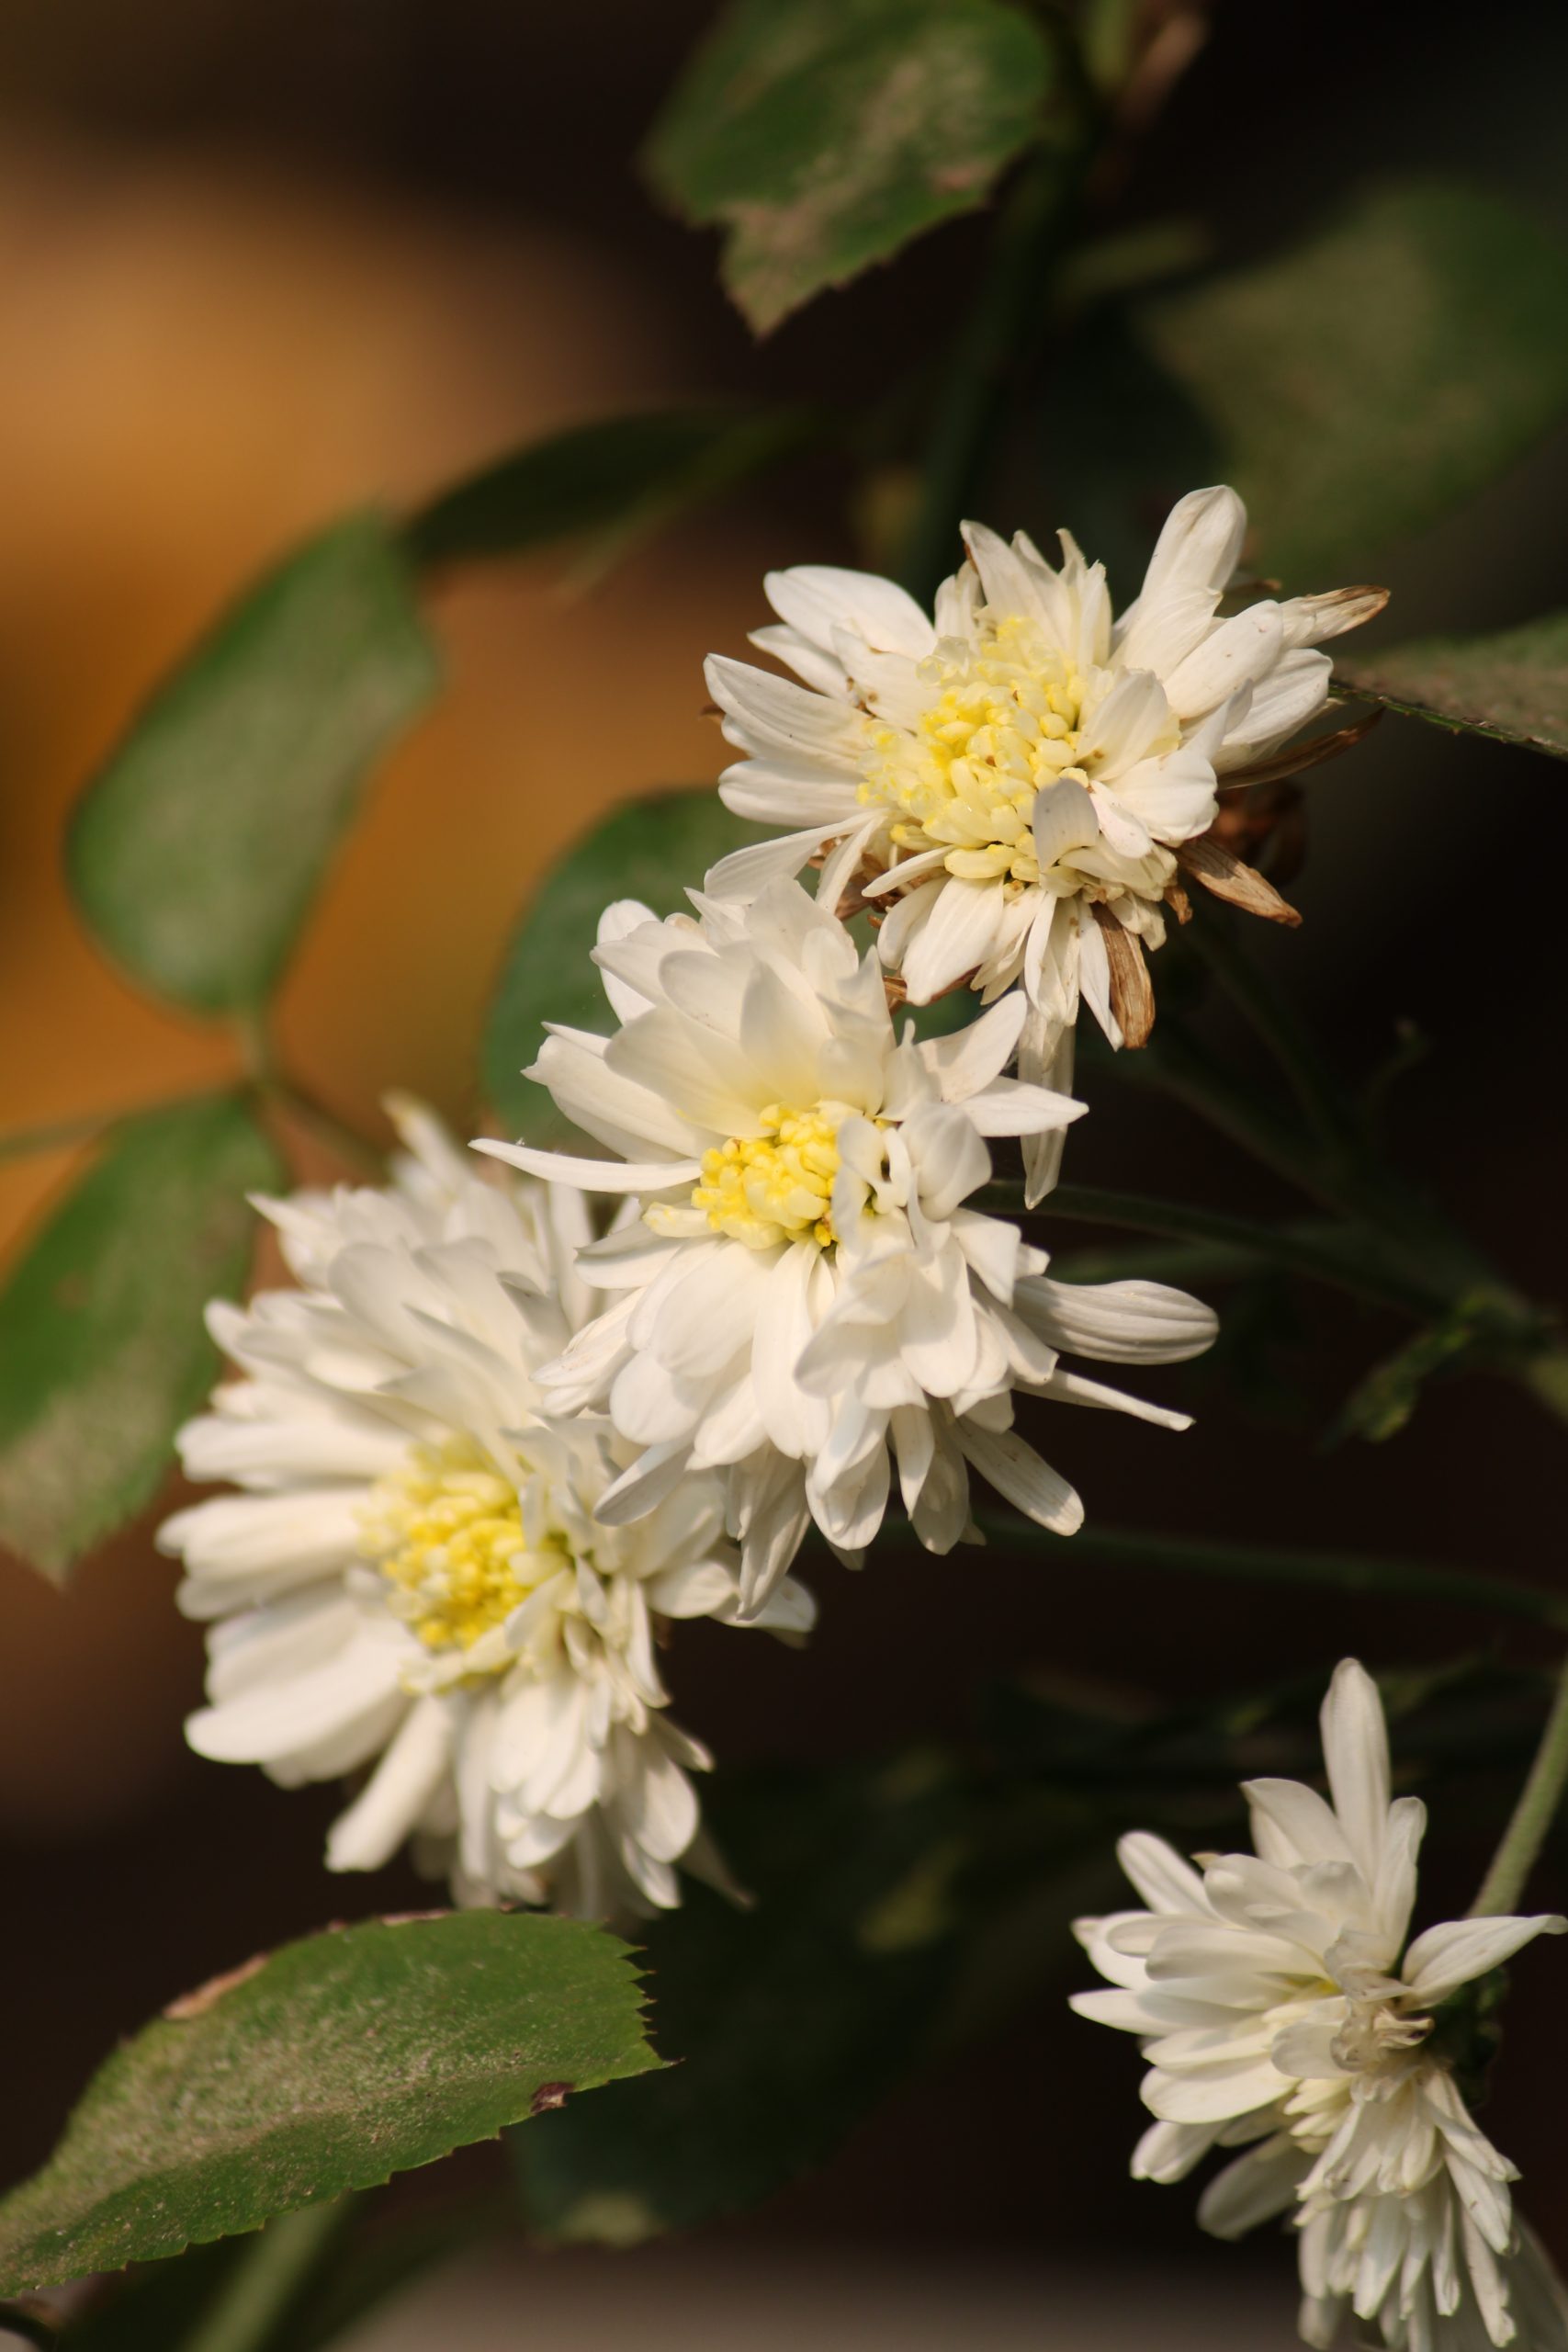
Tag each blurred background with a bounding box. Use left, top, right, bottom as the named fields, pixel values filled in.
left=1, top=0, right=1566, bottom=2342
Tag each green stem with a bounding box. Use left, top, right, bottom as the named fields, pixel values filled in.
left=895, top=141, right=1086, bottom=605
left=1470, top=1647, right=1568, bottom=1916
left=1184, top=899, right=1359, bottom=1164
left=977, top=1181, right=1433, bottom=1314
left=1110, top=1019, right=1332, bottom=1201
left=269, top=1080, right=386, bottom=1180
left=178, top=2202, right=351, bottom=2352
left=969, top=1516, right=1568, bottom=1632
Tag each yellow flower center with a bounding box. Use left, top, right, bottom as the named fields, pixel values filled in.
left=359, top=1436, right=562, bottom=1662
left=859, top=614, right=1095, bottom=887
left=690, top=1103, right=840, bottom=1250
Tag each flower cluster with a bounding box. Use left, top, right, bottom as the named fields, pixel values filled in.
left=1073, top=1661, right=1568, bottom=2350
left=162, top=487, right=1378, bottom=1921
left=159, top=490, right=1568, bottom=2343
left=161, top=1100, right=811, bottom=1916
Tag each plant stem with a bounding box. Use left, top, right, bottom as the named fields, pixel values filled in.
left=179, top=2202, right=351, bottom=2352
left=976, top=1180, right=1432, bottom=1314
left=1184, top=899, right=1359, bottom=1164
left=895, top=141, right=1085, bottom=605
left=269, top=1080, right=386, bottom=1179
left=969, top=1516, right=1568, bottom=1632
left=1469, top=1648, right=1568, bottom=1916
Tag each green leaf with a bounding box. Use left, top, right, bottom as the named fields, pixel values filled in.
left=513, top=1760, right=964, bottom=2244
left=407, top=406, right=818, bottom=572
left=481, top=787, right=767, bottom=1140
left=1335, top=609, right=1568, bottom=762
left=1139, top=180, right=1568, bottom=582
left=70, top=514, right=441, bottom=1016
left=0, top=1914, right=657, bottom=2295
left=0, top=1095, right=283, bottom=1580
left=648, top=0, right=1055, bottom=334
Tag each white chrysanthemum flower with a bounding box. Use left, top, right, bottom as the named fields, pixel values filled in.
left=702, top=489, right=1383, bottom=1200
left=158, top=1100, right=812, bottom=1918
left=1073, top=1659, right=1567, bottom=2349
left=479, top=878, right=1216, bottom=1614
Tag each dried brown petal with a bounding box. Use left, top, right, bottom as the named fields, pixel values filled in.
left=1178, top=836, right=1303, bottom=927
left=1219, top=706, right=1382, bottom=791
left=1091, top=904, right=1156, bottom=1047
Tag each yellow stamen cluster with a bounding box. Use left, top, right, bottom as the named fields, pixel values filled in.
left=360, top=1437, right=557, bottom=1661
left=859, top=614, right=1092, bottom=887
left=692, top=1104, right=840, bottom=1250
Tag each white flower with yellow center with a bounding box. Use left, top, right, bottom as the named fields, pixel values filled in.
left=478, top=879, right=1217, bottom=1615
left=158, top=1101, right=812, bottom=1918
left=702, top=488, right=1384, bottom=1200
left=1073, top=1660, right=1567, bottom=2349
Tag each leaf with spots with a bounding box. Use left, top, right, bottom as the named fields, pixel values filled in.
left=1138, top=180, right=1568, bottom=582
left=1335, top=609, right=1568, bottom=763
left=0, top=1913, right=659, bottom=2295
left=70, top=512, right=441, bottom=1016
left=647, top=0, right=1055, bottom=333
left=0, top=1094, right=283, bottom=1582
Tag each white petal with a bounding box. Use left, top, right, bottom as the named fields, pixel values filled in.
left=765, top=563, right=936, bottom=659
left=473, top=1140, right=701, bottom=1193
left=1021, top=1275, right=1217, bottom=1364
left=899, top=877, right=1007, bottom=1004
left=1319, top=1657, right=1391, bottom=1883
left=326, top=1695, right=455, bottom=1873
left=1403, top=1913, right=1567, bottom=2004
left=955, top=1419, right=1082, bottom=1533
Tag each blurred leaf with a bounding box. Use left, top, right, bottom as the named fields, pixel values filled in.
left=648, top=0, right=1055, bottom=333
left=481, top=787, right=766, bottom=1140
left=513, top=1759, right=964, bottom=2244
left=1331, top=1293, right=1540, bottom=1444
left=407, top=405, right=818, bottom=572
left=1336, top=610, right=1568, bottom=762
left=1139, top=180, right=1568, bottom=581
left=70, top=514, right=440, bottom=1016
left=0, top=1915, right=656, bottom=2295
left=0, top=1095, right=282, bottom=1581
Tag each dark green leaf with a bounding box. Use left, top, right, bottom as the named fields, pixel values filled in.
left=70, top=514, right=441, bottom=1015
left=0, top=1914, right=657, bottom=2295
left=514, top=1759, right=964, bottom=2244
left=407, top=406, right=818, bottom=571
left=1335, top=610, right=1568, bottom=762
left=648, top=0, right=1054, bottom=333
left=1139, top=181, right=1568, bottom=581
left=481, top=788, right=767, bottom=1140
left=0, top=1095, right=282, bottom=1580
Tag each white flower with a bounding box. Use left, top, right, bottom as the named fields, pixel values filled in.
left=158, top=1100, right=812, bottom=1918
left=1072, top=1659, right=1567, bottom=2349
left=478, top=878, right=1217, bottom=1614
left=701, top=489, right=1383, bottom=1200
